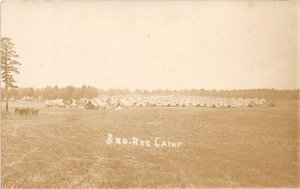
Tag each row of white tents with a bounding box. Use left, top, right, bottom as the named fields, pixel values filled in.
left=84, top=96, right=267, bottom=110
left=45, top=99, right=78, bottom=108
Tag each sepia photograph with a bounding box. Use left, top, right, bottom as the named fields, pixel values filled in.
left=1, top=0, right=299, bottom=188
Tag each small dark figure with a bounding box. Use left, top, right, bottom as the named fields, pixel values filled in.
left=19, top=108, right=24, bottom=116
left=22, top=108, right=26, bottom=116
left=26, top=108, right=30, bottom=116
left=15, top=107, right=19, bottom=115
left=31, top=108, right=40, bottom=116
left=35, top=109, right=39, bottom=116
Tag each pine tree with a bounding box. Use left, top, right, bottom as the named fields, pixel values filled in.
left=1, top=37, right=21, bottom=112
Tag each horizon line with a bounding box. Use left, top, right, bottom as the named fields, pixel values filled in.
left=2, top=85, right=299, bottom=91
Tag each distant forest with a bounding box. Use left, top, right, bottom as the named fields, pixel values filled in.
left=1, top=85, right=299, bottom=100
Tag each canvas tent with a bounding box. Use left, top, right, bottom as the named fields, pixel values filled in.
left=71, top=100, right=78, bottom=108
left=85, top=100, right=99, bottom=109
left=55, top=99, right=66, bottom=108
left=84, top=98, right=107, bottom=110
left=246, top=101, right=256, bottom=107
left=45, top=100, right=52, bottom=107
left=114, top=105, right=123, bottom=111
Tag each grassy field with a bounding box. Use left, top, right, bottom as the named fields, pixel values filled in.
left=1, top=101, right=299, bottom=188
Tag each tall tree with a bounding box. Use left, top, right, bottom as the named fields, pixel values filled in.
left=1, top=37, right=21, bottom=112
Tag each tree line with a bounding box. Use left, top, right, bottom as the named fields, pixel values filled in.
left=1, top=86, right=299, bottom=100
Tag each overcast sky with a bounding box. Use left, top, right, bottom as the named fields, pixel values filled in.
left=1, top=1, right=299, bottom=90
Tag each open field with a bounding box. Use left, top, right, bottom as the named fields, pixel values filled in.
left=1, top=101, right=299, bottom=188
